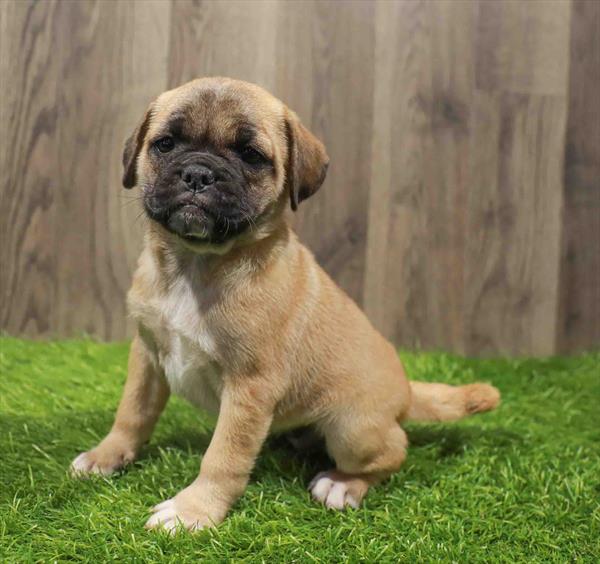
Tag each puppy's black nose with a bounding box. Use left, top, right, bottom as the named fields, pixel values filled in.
left=181, top=164, right=215, bottom=193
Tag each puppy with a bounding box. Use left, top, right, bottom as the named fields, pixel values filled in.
left=71, top=77, right=500, bottom=532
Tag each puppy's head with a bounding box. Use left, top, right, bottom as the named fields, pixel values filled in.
left=122, top=77, right=329, bottom=249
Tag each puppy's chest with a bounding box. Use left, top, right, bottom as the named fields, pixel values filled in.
left=132, top=279, right=223, bottom=414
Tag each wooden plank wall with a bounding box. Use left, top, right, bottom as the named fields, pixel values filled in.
left=1, top=0, right=598, bottom=356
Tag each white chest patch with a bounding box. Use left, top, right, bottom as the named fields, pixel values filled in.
left=131, top=274, right=223, bottom=415
left=158, top=331, right=223, bottom=415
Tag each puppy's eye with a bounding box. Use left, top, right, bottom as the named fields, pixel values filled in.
left=155, top=136, right=175, bottom=153
left=240, top=146, right=265, bottom=165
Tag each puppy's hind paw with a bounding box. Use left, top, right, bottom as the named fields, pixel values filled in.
left=309, top=470, right=369, bottom=510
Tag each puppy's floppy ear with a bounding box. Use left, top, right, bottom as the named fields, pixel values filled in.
left=284, top=109, right=329, bottom=211
left=122, top=103, right=154, bottom=189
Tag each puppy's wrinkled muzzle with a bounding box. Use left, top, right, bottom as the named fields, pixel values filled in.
left=143, top=151, right=252, bottom=244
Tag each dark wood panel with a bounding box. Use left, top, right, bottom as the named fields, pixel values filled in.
left=557, top=0, right=600, bottom=352
left=51, top=0, right=170, bottom=339
left=0, top=0, right=61, bottom=336
left=464, top=92, right=566, bottom=356
left=476, top=0, right=571, bottom=95
left=277, top=0, right=375, bottom=305
left=0, top=0, right=170, bottom=340
left=364, top=0, right=474, bottom=351
left=463, top=0, right=570, bottom=356
left=168, top=0, right=278, bottom=90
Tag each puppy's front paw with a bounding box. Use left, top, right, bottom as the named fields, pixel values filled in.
left=70, top=437, right=136, bottom=477
left=309, top=470, right=369, bottom=510
left=145, top=485, right=226, bottom=534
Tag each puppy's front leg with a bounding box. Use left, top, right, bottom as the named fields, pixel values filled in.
left=146, top=377, right=274, bottom=533
left=71, top=332, right=169, bottom=476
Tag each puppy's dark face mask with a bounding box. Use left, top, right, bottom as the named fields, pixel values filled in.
left=122, top=78, right=329, bottom=249
left=144, top=117, right=273, bottom=245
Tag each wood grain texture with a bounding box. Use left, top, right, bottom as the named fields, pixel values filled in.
left=1, top=0, right=598, bottom=355
left=476, top=0, right=571, bottom=95
left=0, top=0, right=170, bottom=339
left=168, top=0, right=278, bottom=91
left=0, top=0, right=61, bottom=336
left=364, top=0, right=473, bottom=351
left=464, top=92, right=567, bottom=356
left=462, top=0, right=571, bottom=356
left=53, top=0, right=170, bottom=339
left=276, top=0, right=375, bottom=304
left=557, top=0, right=600, bottom=352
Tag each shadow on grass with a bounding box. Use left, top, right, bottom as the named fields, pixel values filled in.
left=146, top=423, right=520, bottom=487
left=1, top=408, right=517, bottom=496
left=406, top=425, right=523, bottom=458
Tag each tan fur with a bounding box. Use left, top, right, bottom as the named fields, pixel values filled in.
left=71, top=78, right=500, bottom=532
left=407, top=382, right=500, bottom=422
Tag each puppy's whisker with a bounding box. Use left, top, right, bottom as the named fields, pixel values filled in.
left=133, top=208, right=148, bottom=225
left=121, top=198, right=144, bottom=209
left=240, top=206, right=258, bottom=233
left=244, top=213, right=256, bottom=233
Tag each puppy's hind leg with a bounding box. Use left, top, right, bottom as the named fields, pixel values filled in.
left=70, top=333, right=169, bottom=476
left=309, top=415, right=408, bottom=510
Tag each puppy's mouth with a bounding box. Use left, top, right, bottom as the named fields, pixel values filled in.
left=170, top=202, right=213, bottom=240
left=149, top=200, right=214, bottom=241
left=144, top=195, right=251, bottom=246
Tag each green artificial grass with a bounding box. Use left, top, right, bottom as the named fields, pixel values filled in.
left=0, top=337, right=598, bottom=563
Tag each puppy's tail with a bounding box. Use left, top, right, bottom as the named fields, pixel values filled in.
left=406, top=381, right=500, bottom=422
